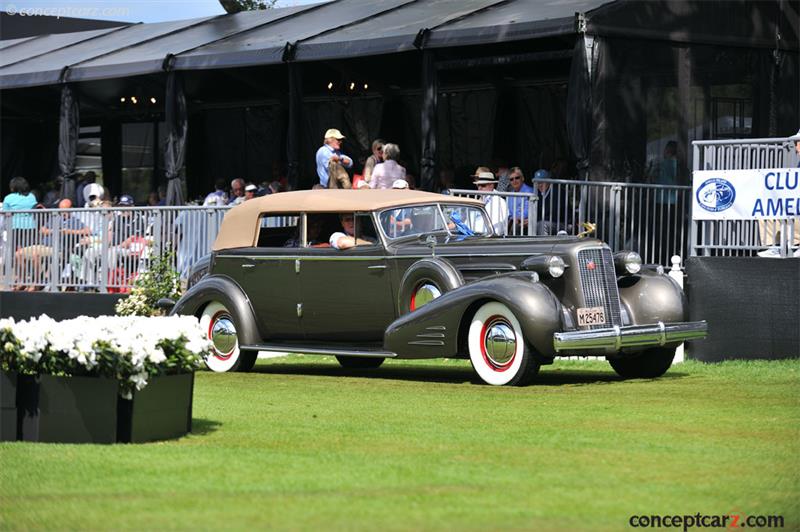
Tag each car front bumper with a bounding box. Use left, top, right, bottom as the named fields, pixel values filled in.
left=552, top=320, right=708, bottom=354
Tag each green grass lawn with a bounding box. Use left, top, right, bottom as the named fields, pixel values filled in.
left=1, top=357, right=798, bottom=531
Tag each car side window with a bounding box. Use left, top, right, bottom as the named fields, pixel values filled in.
left=256, top=214, right=300, bottom=247
left=355, top=213, right=379, bottom=244
left=327, top=212, right=380, bottom=250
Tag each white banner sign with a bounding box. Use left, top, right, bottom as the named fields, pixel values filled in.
left=692, top=168, right=800, bottom=220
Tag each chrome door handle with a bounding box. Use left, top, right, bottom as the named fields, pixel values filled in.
left=241, top=263, right=255, bottom=268
left=367, top=265, right=387, bottom=269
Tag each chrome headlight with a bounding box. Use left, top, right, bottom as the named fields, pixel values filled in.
left=614, top=251, right=642, bottom=275
left=547, top=256, right=566, bottom=278
left=521, top=255, right=568, bottom=278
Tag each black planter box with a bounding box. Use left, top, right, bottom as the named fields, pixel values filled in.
left=21, top=375, right=119, bottom=444
left=118, top=372, right=194, bottom=443
left=0, top=370, right=17, bottom=441
left=14, top=372, right=194, bottom=444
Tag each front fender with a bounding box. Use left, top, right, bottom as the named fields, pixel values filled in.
left=170, top=274, right=262, bottom=346
left=618, top=270, right=687, bottom=325
left=384, top=273, right=562, bottom=359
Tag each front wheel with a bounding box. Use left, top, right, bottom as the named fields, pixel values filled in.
left=335, top=356, right=385, bottom=369
left=467, top=301, right=539, bottom=386
left=200, top=302, right=257, bottom=372
left=608, top=347, right=676, bottom=379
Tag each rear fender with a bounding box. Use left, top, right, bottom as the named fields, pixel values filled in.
left=384, top=273, right=562, bottom=359
left=170, top=275, right=262, bottom=346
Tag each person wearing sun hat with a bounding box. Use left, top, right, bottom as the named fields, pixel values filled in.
left=244, top=183, right=258, bottom=201
left=473, top=170, right=508, bottom=236
left=315, top=128, right=353, bottom=187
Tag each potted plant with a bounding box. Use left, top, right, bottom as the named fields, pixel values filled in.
left=0, top=315, right=209, bottom=444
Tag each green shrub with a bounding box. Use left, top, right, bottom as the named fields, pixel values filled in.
left=116, top=250, right=182, bottom=316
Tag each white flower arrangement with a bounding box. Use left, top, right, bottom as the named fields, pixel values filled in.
left=0, top=315, right=210, bottom=398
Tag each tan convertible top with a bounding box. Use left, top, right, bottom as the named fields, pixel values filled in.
left=213, top=189, right=483, bottom=251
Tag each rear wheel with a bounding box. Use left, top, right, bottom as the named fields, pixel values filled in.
left=200, top=302, right=257, bottom=372
left=335, top=356, right=385, bottom=369
left=467, top=301, right=539, bottom=386
left=608, top=347, right=676, bottom=379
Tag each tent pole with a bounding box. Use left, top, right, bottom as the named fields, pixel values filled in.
left=164, top=70, right=188, bottom=205
left=420, top=49, right=437, bottom=192
left=58, top=83, right=79, bottom=205
left=287, top=61, right=302, bottom=192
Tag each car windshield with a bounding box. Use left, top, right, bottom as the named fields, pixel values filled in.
left=441, top=205, right=493, bottom=237
left=378, top=203, right=491, bottom=240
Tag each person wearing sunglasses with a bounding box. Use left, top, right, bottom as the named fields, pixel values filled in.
left=506, top=167, right=533, bottom=234
left=362, top=139, right=385, bottom=185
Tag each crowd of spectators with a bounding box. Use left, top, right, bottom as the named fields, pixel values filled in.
left=1, top=176, right=153, bottom=291
left=201, top=177, right=284, bottom=206
left=7, top=124, right=736, bottom=292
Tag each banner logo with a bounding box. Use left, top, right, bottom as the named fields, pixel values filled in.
left=696, top=178, right=736, bottom=213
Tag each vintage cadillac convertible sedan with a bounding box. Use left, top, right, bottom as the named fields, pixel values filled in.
left=171, top=189, right=706, bottom=386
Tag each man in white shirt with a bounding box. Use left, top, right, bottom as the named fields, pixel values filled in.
left=473, top=171, right=508, bottom=236
left=330, top=213, right=375, bottom=249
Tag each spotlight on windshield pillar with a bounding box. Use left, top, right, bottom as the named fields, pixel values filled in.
left=327, top=82, right=333, bottom=90
left=349, top=82, right=355, bottom=90
left=150, top=97, right=157, bottom=104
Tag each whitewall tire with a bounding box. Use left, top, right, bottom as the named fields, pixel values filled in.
left=200, top=302, right=256, bottom=372
left=467, top=301, right=539, bottom=386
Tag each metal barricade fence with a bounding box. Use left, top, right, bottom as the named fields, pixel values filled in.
left=451, top=179, right=692, bottom=266
left=691, top=137, right=800, bottom=257
left=0, top=206, right=230, bottom=292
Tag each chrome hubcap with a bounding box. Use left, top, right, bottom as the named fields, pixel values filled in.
left=412, top=283, right=442, bottom=310
left=483, top=320, right=516, bottom=367
left=211, top=315, right=237, bottom=355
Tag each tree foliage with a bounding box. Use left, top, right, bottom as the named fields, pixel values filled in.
left=218, top=0, right=277, bottom=14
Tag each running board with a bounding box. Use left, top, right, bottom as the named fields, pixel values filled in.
left=239, top=344, right=398, bottom=358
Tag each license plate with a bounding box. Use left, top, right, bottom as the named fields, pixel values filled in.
left=577, top=306, right=606, bottom=327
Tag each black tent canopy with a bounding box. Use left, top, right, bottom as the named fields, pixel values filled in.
left=0, top=0, right=602, bottom=89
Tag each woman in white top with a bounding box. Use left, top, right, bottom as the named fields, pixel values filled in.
left=369, top=143, right=406, bottom=189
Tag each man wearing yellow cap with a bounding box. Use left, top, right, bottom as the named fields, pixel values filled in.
left=315, top=128, right=353, bottom=187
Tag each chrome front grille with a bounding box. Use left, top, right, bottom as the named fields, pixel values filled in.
left=577, top=248, right=622, bottom=329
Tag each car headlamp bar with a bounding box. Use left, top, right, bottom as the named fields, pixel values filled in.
left=613, top=251, right=642, bottom=275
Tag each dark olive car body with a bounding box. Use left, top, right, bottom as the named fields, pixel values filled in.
left=171, top=189, right=706, bottom=386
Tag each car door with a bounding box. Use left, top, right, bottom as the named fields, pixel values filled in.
left=298, top=213, right=396, bottom=342
left=217, top=214, right=302, bottom=340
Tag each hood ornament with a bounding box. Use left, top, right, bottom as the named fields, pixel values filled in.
left=577, top=222, right=597, bottom=239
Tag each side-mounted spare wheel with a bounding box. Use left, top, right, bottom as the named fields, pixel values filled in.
left=200, top=301, right=257, bottom=372
left=608, top=346, right=676, bottom=379
left=398, top=258, right=464, bottom=314
left=467, top=301, right=539, bottom=386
